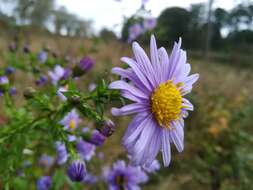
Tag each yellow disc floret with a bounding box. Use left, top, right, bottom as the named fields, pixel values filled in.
left=151, top=80, right=182, bottom=128
left=69, top=119, right=76, bottom=129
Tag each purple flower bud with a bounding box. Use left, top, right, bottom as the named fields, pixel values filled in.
left=9, top=87, right=17, bottom=96
left=89, top=130, right=106, bottom=146
left=55, top=142, right=68, bottom=165
left=23, top=44, right=30, bottom=54
left=62, top=68, right=72, bottom=80
left=5, top=66, right=15, bottom=75
left=36, top=75, right=48, bottom=86
left=99, top=119, right=116, bottom=137
left=37, top=176, right=52, bottom=190
left=79, top=57, right=94, bottom=73
left=67, top=160, right=86, bottom=182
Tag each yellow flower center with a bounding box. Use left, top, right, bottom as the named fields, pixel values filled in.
left=151, top=80, right=182, bottom=128
left=69, top=119, right=76, bottom=129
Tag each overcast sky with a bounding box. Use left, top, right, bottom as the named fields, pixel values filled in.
left=56, top=0, right=236, bottom=35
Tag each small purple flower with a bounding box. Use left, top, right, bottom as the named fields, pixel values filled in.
left=9, top=87, right=17, bottom=96
left=67, top=160, right=86, bottom=182
left=79, top=57, right=95, bottom=73
left=5, top=66, right=15, bottom=75
left=0, top=76, right=9, bottom=85
left=143, top=159, right=160, bottom=173
left=143, top=17, right=157, bottom=31
left=76, top=139, right=95, bottom=161
left=103, top=160, right=148, bottom=189
left=38, top=51, right=48, bottom=63
left=48, top=65, right=65, bottom=85
left=59, top=109, right=79, bottom=130
left=55, top=141, right=68, bottom=165
left=36, top=75, right=48, bottom=86
left=88, top=130, right=106, bottom=146
left=83, top=173, right=98, bottom=185
left=0, top=76, right=9, bottom=91
left=39, top=154, right=54, bottom=168
left=37, top=176, right=52, bottom=190
left=128, top=23, right=144, bottom=43
left=99, top=119, right=116, bottom=137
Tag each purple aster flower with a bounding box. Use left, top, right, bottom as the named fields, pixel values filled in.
left=143, top=159, right=160, bottom=173
left=99, top=119, right=116, bottom=137
left=0, top=76, right=9, bottom=85
left=143, top=17, right=157, bottom=31
left=39, top=154, right=54, bottom=168
left=38, top=51, right=48, bottom=63
left=9, top=87, right=17, bottom=96
left=5, top=66, right=15, bottom=75
left=48, top=65, right=65, bottom=85
left=59, top=109, right=79, bottom=130
left=88, top=130, right=106, bottom=146
left=36, top=75, right=48, bottom=86
left=83, top=173, right=98, bottom=185
left=76, top=139, right=95, bottom=161
left=103, top=160, right=148, bottom=190
left=67, top=160, right=86, bottom=182
left=109, top=35, right=199, bottom=167
left=128, top=23, right=144, bottom=43
left=37, top=176, right=52, bottom=190
left=55, top=141, right=68, bottom=165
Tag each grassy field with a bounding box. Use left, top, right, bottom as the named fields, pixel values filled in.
left=1, top=33, right=253, bottom=189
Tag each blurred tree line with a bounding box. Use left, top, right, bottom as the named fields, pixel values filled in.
left=0, top=0, right=92, bottom=37
left=122, top=2, right=253, bottom=54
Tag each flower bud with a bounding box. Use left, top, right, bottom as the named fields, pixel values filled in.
left=0, top=76, right=9, bottom=91
left=99, top=119, right=116, bottom=137
left=73, top=57, right=95, bottom=77
left=67, top=160, right=86, bottom=182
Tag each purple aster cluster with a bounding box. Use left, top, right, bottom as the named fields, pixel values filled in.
left=103, top=160, right=148, bottom=190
